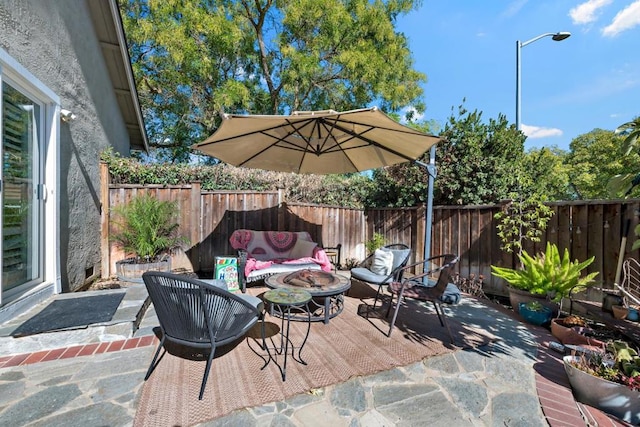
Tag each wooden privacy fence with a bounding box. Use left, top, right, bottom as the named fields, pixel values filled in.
left=101, top=164, right=367, bottom=277
left=100, top=164, right=640, bottom=296
left=429, top=201, right=640, bottom=295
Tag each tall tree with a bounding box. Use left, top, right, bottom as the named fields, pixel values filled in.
left=522, top=147, right=572, bottom=201
left=435, top=103, right=525, bottom=205
left=120, top=0, right=426, bottom=161
left=366, top=103, right=528, bottom=207
left=564, top=128, right=639, bottom=199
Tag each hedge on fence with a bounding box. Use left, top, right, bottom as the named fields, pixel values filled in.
left=101, top=149, right=372, bottom=208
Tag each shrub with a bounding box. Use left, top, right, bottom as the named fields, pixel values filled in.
left=491, top=242, right=598, bottom=302
left=111, top=193, right=188, bottom=262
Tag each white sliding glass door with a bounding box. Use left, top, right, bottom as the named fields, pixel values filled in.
left=1, top=81, right=43, bottom=296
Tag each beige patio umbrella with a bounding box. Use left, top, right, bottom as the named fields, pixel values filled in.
left=193, top=107, right=440, bottom=174
left=193, top=106, right=442, bottom=263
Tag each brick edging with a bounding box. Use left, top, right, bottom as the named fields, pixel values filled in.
left=0, top=335, right=158, bottom=369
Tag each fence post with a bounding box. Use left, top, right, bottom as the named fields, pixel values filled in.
left=190, top=182, right=202, bottom=272
left=277, top=187, right=285, bottom=230
left=100, top=162, right=110, bottom=278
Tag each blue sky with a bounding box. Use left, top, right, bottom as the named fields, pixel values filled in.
left=397, top=0, right=640, bottom=151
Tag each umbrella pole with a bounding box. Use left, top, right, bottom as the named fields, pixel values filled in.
left=416, top=146, right=437, bottom=284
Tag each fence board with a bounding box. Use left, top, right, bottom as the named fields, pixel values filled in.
left=102, top=176, right=640, bottom=298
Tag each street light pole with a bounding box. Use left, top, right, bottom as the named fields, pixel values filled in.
left=515, top=32, right=570, bottom=131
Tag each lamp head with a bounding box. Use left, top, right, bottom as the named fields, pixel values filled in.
left=552, top=32, right=571, bottom=41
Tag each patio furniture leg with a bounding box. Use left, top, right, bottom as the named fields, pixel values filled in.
left=145, top=335, right=166, bottom=380
left=433, top=301, right=454, bottom=343
left=199, top=346, right=217, bottom=400
left=387, top=287, right=405, bottom=337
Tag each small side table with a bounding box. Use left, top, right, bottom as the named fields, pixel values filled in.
left=261, top=288, right=312, bottom=381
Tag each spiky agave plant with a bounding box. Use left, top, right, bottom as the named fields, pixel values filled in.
left=491, top=242, right=598, bottom=302
left=111, top=193, right=187, bottom=263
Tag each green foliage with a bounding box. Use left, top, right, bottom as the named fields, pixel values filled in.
left=111, top=193, right=187, bottom=262
left=101, top=148, right=370, bottom=208
left=605, top=117, right=640, bottom=250
left=617, top=117, right=640, bottom=156
left=495, top=195, right=554, bottom=256
left=120, top=0, right=426, bottom=161
left=365, top=233, right=386, bottom=256
left=573, top=340, right=640, bottom=389
left=522, top=147, right=572, bottom=200
left=491, top=242, right=598, bottom=302
left=523, top=301, right=545, bottom=312
left=565, top=129, right=638, bottom=199
left=434, top=103, right=525, bottom=205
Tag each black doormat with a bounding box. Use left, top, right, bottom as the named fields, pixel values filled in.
left=11, top=292, right=126, bottom=338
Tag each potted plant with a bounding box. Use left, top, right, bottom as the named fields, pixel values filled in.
left=111, top=193, right=188, bottom=283
left=491, top=242, right=598, bottom=315
left=518, top=301, right=553, bottom=326
left=564, top=340, right=640, bottom=424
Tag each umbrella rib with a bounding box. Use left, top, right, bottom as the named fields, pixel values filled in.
left=321, top=119, right=419, bottom=163
left=197, top=117, right=317, bottom=147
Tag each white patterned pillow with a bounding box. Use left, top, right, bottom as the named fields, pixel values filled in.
left=370, top=248, right=393, bottom=276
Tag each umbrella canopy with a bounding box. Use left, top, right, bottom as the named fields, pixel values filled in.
left=193, top=107, right=440, bottom=174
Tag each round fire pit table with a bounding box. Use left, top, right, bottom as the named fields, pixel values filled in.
left=265, top=270, right=351, bottom=324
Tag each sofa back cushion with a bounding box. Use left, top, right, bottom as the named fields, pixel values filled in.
left=230, top=230, right=315, bottom=261
left=289, top=239, right=318, bottom=259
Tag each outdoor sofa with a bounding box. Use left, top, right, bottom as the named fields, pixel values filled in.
left=229, top=229, right=332, bottom=291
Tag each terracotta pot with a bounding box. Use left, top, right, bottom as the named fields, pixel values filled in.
left=612, top=305, right=629, bottom=320
left=550, top=318, right=605, bottom=347
left=602, top=293, right=624, bottom=313
left=508, top=287, right=559, bottom=317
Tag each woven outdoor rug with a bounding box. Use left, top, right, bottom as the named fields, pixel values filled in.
left=134, top=282, right=496, bottom=427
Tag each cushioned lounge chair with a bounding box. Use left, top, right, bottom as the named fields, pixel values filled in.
left=350, top=243, right=411, bottom=312
left=142, top=271, right=263, bottom=400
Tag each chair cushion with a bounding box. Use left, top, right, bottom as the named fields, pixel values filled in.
left=237, top=294, right=264, bottom=312
left=440, top=283, right=462, bottom=304
left=371, top=248, right=394, bottom=275
left=389, top=248, right=411, bottom=270
left=391, top=279, right=462, bottom=304
left=351, top=267, right=392, bottom=284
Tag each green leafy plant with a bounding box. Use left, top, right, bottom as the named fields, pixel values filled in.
left=495, top=195, right=554, bottom=257
left=365, top=233, right=386, bottom=256
left=571, top=340, right=640, bottom=391
left=491, top=242, right=598, bottom=302
left=523, top=301, right=545, bottom=312
left=111, top=193, right=188, bottom=263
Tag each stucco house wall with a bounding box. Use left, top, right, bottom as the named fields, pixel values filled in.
left=0, top=0, right=145, bottom=305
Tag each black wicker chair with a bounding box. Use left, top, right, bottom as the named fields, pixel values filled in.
left=386, top=254, right=460, bottom=341
left=350, top=243, right=411, bottom=312
left=142, top=271, right=262, bottom=400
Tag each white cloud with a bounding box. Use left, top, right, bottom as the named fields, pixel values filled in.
left=501, top=0, right=529, bottom=18
left=569, top=0, right=612, bottom=25
left=400, top=106, right=424, bottom=124
left=521, top=124, right=563, bottom=138
left=602, top=0, right=640, bottom=36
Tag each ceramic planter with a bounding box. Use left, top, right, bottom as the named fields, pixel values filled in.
left=563, top=355, right=640, bottom=424
left=508, top=287, right=559, bottom=317
left=518, top=302, right=552, bottom=326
